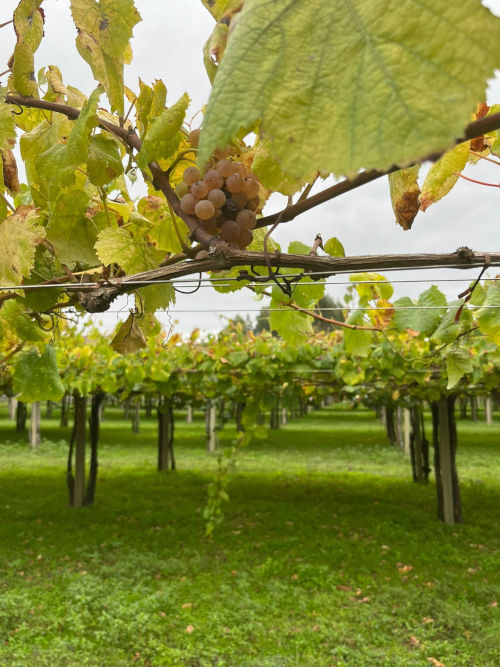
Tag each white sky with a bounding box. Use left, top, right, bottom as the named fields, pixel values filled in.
left=1, top=0, right=500, bottom=335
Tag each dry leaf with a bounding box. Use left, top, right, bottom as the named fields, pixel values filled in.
left=185, top=625, right=194, bottom=634
left=427, top=658, right=445, bottom=667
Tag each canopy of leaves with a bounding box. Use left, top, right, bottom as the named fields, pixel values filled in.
left=199, top=0, right=500, bottom=179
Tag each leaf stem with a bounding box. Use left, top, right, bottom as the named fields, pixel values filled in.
left=453, top=172, right=500, bottom=188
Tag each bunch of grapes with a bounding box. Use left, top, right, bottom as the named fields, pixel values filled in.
left=175, top=156, right=260, bottom=252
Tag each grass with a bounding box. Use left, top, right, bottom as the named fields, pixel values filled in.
left=0, top=403, right=499, bottom=666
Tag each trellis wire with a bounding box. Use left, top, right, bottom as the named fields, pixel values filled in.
left=95, top=305, right=499, bottom=313
left=0, top=275, right=497, bottom=292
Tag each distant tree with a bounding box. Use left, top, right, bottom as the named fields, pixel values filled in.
left=254, top=307, right=272, bottom=334
left=313, top=295, right=345, bottom=332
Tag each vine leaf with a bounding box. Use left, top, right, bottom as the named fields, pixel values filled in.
left=0, top=206, right=45, bottom=286
left=111, top=313, right=147, bottom=354
left=9, top=0, right=45, bottom=98
left=136, top=93, right=189, bottom=169
left=138, top=196, right=190, bottom=255
left=324, top=237, right=345, bottom=258
left=419, top=141, right=470, bottom=211
left=46, top=189, right=98, bottom=266
left=0, top=104, right=16, bottom=152
left=476, top=286, right=500, bottom=345
left=95, top=226, right=161, bottom=274
left=87, top=134, right=124, bottom=186
left=13, top=345, right=65, bottom=402
left=388, top=165, right=421, bottom=230
left=70, top=0, right=141, bottom=115
left=446, top=348, right=473, bottom=389
left=199, top=0, right=500, bottom=179
left=393, top=285, right=447, bottom=336
left=250, top=138, right=315, bottom=196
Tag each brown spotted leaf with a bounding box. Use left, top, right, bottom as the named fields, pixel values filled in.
left=388, top=164, right=420, bottom=230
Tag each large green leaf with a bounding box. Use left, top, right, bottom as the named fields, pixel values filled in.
left=95, top=226, right=160, bottom=274
left=87, top=133, right=124, bottom=186
left=199, top=0, right=500, bottom=179
left=446, top=348, right=473, bottom=389
left=70, top=0, right=141, bottom=114
left=393, top=285, right=447, bottom=336
left=13, top=345, right=65, bottom=402
left=46, top=189, right=98, bottom=266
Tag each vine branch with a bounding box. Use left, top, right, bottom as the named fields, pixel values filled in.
left=6, top=93, right=500, bottom=235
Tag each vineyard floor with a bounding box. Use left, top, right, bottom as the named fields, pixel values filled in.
left=0, top=405, right=499, bottom=666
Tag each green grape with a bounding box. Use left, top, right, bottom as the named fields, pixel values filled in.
left=204, top=169, right=224, bottom=190
left=231, top=161, right=247, bottom=178
left=231, top=191, right=247, bottom=207
left=238, top=228, right=253, bottom=248
left=180, top=193, right=196, bottom=214
left=236, top=209, right=256, bottom=230
left=216, top=159, right=232, bottom=178
left=243, top=177, right=260, bottom=199
left=195, top=199, right=216, bottom=220
left=246, top=197, right=260, bottom=211
left=191, top=180, right=209, bottom=199
left=220, top=220, right=240, bottom=242
left=183, top=166, right=201, bottom=185
left=226, top=173, right=244, bottom=193
left=207, top=188, right=226, bottom=208
left=175, top=181, right=189, bottom=198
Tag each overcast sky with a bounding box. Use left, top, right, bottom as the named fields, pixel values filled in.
left=1, top=0, right=500, bottom=335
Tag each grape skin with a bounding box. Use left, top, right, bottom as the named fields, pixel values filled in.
left=180, top=193, right=196, bottom=214
left=194, top=199, right=216, bottom=220
left=183, top=166, right=201, bottom=185
left=207, top=188, right=226, bottom=208
left=191, top=180, right=209, bottom=200
left=236, top=209, right=256, bottom=229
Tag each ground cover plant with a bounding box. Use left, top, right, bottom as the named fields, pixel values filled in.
left=0, top=404, right=499, bottom=666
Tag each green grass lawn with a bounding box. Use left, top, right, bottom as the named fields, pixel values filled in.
left=0, top=404, right=499, bottom=666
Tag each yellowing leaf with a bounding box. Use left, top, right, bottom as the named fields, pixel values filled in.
left=46, top=189, right=98, bottom=266
left=324, top=237, right=345, bottom=257
left=0, top=206, right=45, bottom=286
left=95, top=226, right=159, bottom=275
left=419, top=141, right=470, bottom=211
left=111, top=314, right=147, bottom=354
left=0, top=104, right=16, bottom=153
left=199, top=1, right=500, bottom=179
left=70, top=0, right=141, bottom=114
left=200, top=0, right=243, bottom=21
left=9, top=0, right=45, bottom=97
left=250, top=138, right=315, bottom=196
left=388, top=165, right=421, bottom=230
